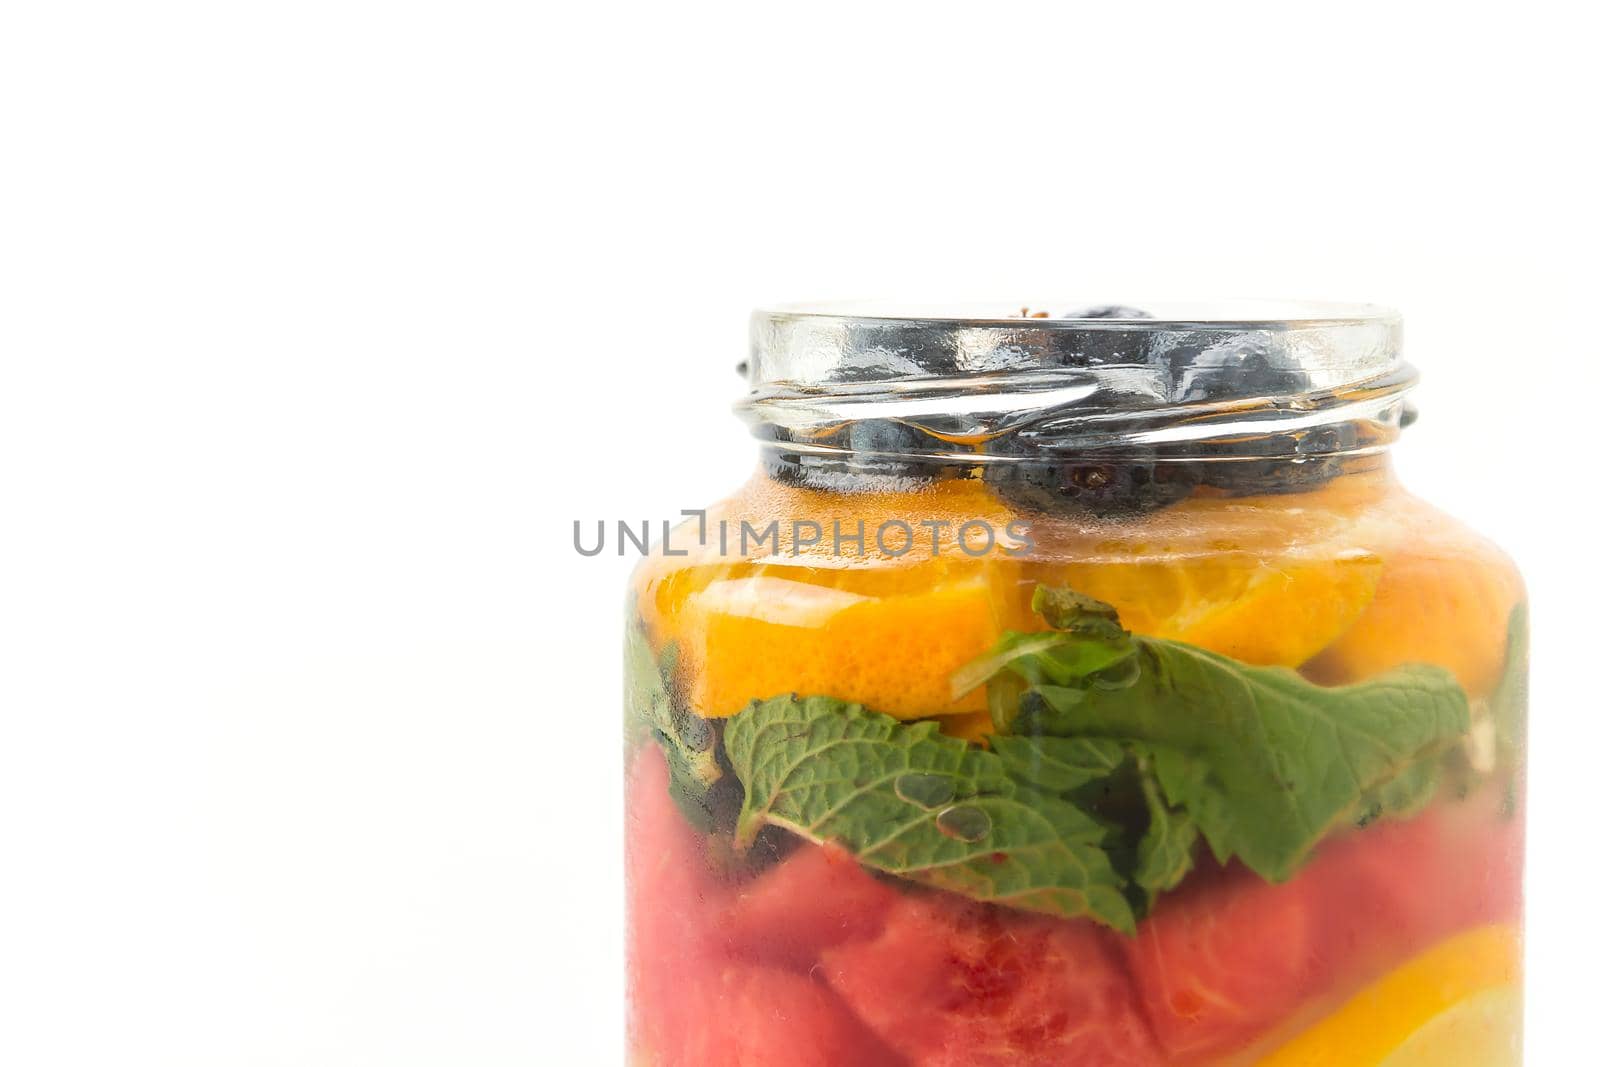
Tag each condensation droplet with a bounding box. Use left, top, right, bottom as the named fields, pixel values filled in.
left=936, top=804, right=993, bottom=842
left=894, top=772, right=956, bottom=810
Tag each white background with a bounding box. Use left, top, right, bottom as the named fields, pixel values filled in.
left=2, top=3, right=1595, bottom=1064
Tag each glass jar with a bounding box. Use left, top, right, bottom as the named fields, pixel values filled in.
left=624, top=302, right=1527, bottom=1067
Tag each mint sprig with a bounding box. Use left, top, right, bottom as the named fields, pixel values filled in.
left=624, top=620, right=725, bottom=830
left=628, top=585, right=1511, bottom=932
left=976, top=586, right=1473, bottom=882
left=724, top=694, right=1137, bottom=932
left=1490, top=602, right=1530, bottom=758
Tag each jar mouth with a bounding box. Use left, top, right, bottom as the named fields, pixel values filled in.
left=746, top=300, right=1404, bottom=396
left=740, top=299, right=1414, bottom=463
left=756, top=298, right=1397, bottom=328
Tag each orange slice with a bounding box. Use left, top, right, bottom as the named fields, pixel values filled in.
left=676, top=567, right=1015, bottom=719
left=1305, top=540, right=1524, bottom=698
left=640, top=476, right=1034, bottom=720
left=1045, top=551, right=1383, bottom=667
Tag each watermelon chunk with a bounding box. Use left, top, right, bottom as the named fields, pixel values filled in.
left=1123, top=861, right=1320, bottom=1062
left=626, top=750, right=733, bottom=1062
left=628, top=752, right=903, bottom=1066
left=631, top=741, right=1524, bottom=1067
left=822, top=891, right=1162, bottom=1067
left=721, top=842, right=900, bottom=968
left=1123, top=790, right=1525, bottom=1063
left=1313, top=788, right=1524, bottom=977
left=667, top=964, right=909, bottom=1067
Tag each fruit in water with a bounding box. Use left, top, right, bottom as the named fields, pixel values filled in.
left=1122, top=861, right=1322, bottom=1061
left=666, top=965, right=908, bottom=1067
left=762, top=419, right=954, bottom=490
left=628, top=472, right=1526, bottom=1064
left=1162, top=554, right=1380, bottom=664
left=1379, top=984, right=1521, bottom=1067
left=1301, top=488, right=1525, bottom=697
left=681, top=570, right=1006, bottom=718
left=1122, top=792, right=1522, bottom=1062
left=626, top=750, right=731, bottom=1063
left=1253, top=925, right=1521, bottom=1067
left=721, top=843, right=899, bottom=968
left=1167, top=334, right=1310, bottom=404
left=982, top=452, right=1199, bottom=521
left=632, top=742, right=1522, bottom=1066
left=1012, top=473, right=1393, bottom=665
left=1311, top=784, right=1524, bottom=974
left=930, top=708, right=994, bottom=743
left=1306, top=513, right=1524, bottom=696
left=644, top=479, right=1033, bottom=720
left=1065, top=305, right=1154, bottom=319
left=1045, top=550, right=1382, bottom=667
left=821, top=892, right=1163, bottom=1067
left=628, top=751, right=903, bottom=1066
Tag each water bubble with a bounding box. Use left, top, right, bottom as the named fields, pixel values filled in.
left=894, top=773, right=956, bottom=810
left=935, top=804, right=993, bottom=842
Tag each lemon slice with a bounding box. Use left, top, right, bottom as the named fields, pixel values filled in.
left=1254, top=925, right=1521, bottom=1067
left=1379, top=984, right=1521, bottom=1067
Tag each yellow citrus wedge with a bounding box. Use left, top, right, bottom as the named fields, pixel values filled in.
left=1253, top=925, right=1521, bottom=1067
left=1378, top=984, right=1522, bottom=1067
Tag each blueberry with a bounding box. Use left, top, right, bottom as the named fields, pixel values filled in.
left=1164, top=334, right=1310, bottom=403
left=1031, top=320, right=1154, bottom=370
left=761, top=419, right=957, bottom=491
left=982, top=444, right=1198, bottom=520
left=1198, top=456, right=1346, bottom=496
left=1194, top=422, right=1365, bottom=496
left=846, top=418, right=927, bottom=458
left=1062, top=305, right=1154, bottom=320
left=842, top=419, right=953, bottom=484
left=759, top=448, right=821, bottom=488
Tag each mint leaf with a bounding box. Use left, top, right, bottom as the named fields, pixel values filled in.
left=1032, top=586, right=1128, bottom=639
left=953, top=587, right=1135, bottom=694
left=625, top=620, right=726, bottom=830
left=1491, top=603, right=1530, bottom=758
left=1016, top=635, right=1471, bottom=881
left=991, top=734, right=1197, bottom=911
left=1354, top=758, right=1441, bottom=827
left=724, top=694, right=1136, bottom=932
left=989, top=734, right=1125, bottom=793
left=1132, top=753, right=1198, bottom=898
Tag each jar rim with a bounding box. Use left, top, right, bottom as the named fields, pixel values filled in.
left=740, top=298, right=1415, bottom=463
left=755, top=299, right=1399, bottom=329
left=746, top=299, right=1407, bottom=401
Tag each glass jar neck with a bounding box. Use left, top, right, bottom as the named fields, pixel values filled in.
left=738, top=301, right=1412, bottom=503
left=753, top=437, right=1395, bottom=503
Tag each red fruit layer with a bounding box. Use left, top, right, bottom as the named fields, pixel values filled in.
left=625, top=751, right=908, bottom=1067
left=823, top=894, right=1162, bottom=1066
left=627, top=749, right=1523, bottom=1066
left=1124, top=787, right=1523, bottom=1062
